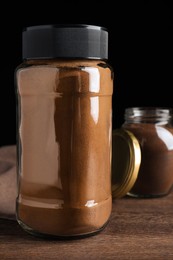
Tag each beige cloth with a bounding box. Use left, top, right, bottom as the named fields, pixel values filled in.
left=0, top=145, right=17, bottom=220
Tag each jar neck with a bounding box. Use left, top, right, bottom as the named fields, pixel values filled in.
left=124, top=107, right=172, bottom=125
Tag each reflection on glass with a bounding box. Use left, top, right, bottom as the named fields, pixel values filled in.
left=156, top=125, right=173, bottom=150
left=85, top=200, right=98, bottom=208
left=83, top=68, right=100, bottom=93
left=90, top=97, right=99, bottom=124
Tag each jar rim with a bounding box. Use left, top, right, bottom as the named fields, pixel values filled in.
left=125, top=106, right=172, bottom=114
left=124, top=107, right=173, bottom=122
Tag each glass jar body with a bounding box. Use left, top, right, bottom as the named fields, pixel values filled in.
left=122, top=107, right=173, bottom=198
left=15, top=59, right=113, bottom=238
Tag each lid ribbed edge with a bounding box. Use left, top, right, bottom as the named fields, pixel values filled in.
left=112, top=129, right=141, bottom=198
left=22, top=24, right=108, bottom=60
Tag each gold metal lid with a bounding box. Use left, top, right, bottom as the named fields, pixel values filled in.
left=112, top=129, right=141, bottom=198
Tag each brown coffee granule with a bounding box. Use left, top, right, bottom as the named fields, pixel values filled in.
left=123, top=123, right=173, bottom=196
left=16, top=60, right=113, bottom=236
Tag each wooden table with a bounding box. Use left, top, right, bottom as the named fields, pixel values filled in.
left=0, top=192, right=173, bottom=259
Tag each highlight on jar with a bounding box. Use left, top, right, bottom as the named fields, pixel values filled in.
left=111, top=107, right=173, bottom=199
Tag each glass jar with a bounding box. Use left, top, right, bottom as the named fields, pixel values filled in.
left=15, top=24, right=113, bottom=238
left=122, top=107, right=173, bottom=198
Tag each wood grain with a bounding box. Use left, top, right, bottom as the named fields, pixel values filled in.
left=0, top=192, right=173, bottom=259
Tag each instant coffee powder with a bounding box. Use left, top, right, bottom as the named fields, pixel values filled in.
left=15, top=25, right=113, bottom=238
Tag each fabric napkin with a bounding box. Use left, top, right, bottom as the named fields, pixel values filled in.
left=0, top=145, right=17, bottom=220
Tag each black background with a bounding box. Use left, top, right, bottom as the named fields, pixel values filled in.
left=0, top=0, right=172, bottom=146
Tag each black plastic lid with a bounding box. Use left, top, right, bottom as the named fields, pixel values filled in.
left=22, top=24, right=108, bottom=60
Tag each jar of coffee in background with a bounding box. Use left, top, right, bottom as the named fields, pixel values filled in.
left=15, top=24, right=113, bottom=238
left=122, top=107, right=173, bottom=198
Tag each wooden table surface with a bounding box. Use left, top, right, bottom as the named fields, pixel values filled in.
left=0, top=192, right=173, bottom=259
